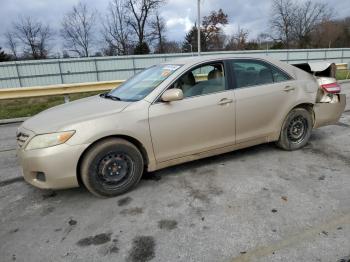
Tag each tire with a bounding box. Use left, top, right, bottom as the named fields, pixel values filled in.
left=81, top=138, right=144, bottom=197
left=276, top=108, right=313, bottom=151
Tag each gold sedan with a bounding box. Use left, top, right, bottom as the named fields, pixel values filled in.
left=17, top=55, right=346, bottom=197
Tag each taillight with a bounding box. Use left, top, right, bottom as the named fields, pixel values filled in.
left=320, top=82, right=341, bottom=94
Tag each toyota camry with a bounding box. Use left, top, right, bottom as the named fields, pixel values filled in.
left=17, top=55, right=346, bottom=197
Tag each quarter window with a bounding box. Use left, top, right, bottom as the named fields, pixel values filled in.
left=271, top=67, right=291, bottom=82
left=230, top=60, right=291, bottom=88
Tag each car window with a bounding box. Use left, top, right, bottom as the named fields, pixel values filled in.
left=230, top=60, right=291, bottom=88
left=271, top=67, right=291, bottom=82
left=108, top=64, right=182, bottom=101
left=172, top=62, right=226, bottom=98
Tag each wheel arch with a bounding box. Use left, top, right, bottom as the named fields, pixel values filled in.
left=275, top=102, right=315, bottom=142
left=290, top=102, right=315, bottom=124
left=282, top=102, right=315, bottom=127
left=76, top=135, right=149, bottom=187
left=276, top=102, right=315, bottom=150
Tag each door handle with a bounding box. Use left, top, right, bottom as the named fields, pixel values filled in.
left=218, top=98, right=233, bottom=105
left=283, top=86, right=295, bottom=92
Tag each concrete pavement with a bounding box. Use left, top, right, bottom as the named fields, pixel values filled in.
left=1, top=115, right=350, bottom=262
left=0, top=84, right=349, bottom=262
left=0, top=115, right=350, bottom=262
left=341, top=81, right=350, bottom=111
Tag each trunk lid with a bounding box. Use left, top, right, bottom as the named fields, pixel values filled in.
left=292, top=62, right=336, bottom=78
left=293, top=62, right=346, bottom=127
left=293, top=62, right=341, bottom=102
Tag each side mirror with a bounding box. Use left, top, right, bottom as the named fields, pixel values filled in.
left=161, top=88, right=184, bottom=102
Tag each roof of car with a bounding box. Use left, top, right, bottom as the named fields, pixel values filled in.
left=165, top=54, right=279, bottom=65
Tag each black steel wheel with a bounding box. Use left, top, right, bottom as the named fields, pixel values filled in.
left=97, top=152, right=135, bottom=188
left=81, top=138, right=144, bottom=197
left=276, top=108, right=313, bottom=150
left=286, top=115, right=308, bottom=144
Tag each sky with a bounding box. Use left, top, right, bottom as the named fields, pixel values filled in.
left=0, top=0, right=349, bottom=54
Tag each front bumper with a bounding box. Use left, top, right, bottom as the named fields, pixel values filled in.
left=17, top=142, right=89, bottom=190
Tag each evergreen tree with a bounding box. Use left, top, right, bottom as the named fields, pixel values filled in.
left=134, top=42, right=150, bottom=55
left=182, top=25, right=206, bottom=52
left=0, top=47, right=11, bottom=62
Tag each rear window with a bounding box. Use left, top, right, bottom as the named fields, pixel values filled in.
left=230, top=60, right=291, bottom=88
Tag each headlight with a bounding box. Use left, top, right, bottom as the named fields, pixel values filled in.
left=25, top=131, right=75, bottom=150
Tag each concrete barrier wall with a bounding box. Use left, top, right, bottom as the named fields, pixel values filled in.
left=1, top=48, right=350, bottom=89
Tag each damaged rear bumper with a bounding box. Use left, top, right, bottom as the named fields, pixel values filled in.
left=314, top=94, right=346, bottom=128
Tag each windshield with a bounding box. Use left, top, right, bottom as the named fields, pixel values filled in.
left=108, top=64, right=182, bottom=101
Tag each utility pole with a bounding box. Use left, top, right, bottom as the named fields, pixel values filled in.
left=197, top=0, right=201, bottom=56
left=189, top=44, right=193, bottom=56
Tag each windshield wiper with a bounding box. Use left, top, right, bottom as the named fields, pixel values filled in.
left=100, top=93, right=121, bottom=101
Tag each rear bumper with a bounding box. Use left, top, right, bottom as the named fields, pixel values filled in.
left=314, top=94, right=346, bottom=128
left=17, top=143, right=89, bottom=190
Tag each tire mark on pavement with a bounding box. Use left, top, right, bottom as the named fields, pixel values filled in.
left=0, top=177, right=24, bottom=187
left=0, top=148, right=16, bottom=153
left=336, top=122, right=350, bottom=128
left=302, top=143, right=350, bottom=166
left=230, top=212, right=350, bottom=262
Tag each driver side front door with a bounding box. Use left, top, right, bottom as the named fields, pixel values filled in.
left=148, top=61, right=236, bottom=163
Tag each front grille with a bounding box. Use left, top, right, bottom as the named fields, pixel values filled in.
left=16, top=132, right=29, bottom=148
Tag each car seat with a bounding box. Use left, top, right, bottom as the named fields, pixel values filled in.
left=201, top=69, right=225, bottom=94
left=180, top=72, right=196, bottom=94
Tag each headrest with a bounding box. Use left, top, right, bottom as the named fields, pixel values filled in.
left=208, top=69, right=223, bottom=80
left=182, top=72, right=195, bottom=86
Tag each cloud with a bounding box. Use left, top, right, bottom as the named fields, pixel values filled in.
left=222, top=24, right=236, bottom=36
left=161, top=0, right=271, bottom=41
left=0, top=0, right=349, bottom=52
left=166, top=17, right=193, bottom=33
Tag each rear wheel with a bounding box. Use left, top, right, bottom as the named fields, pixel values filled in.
left=81, top=138, right=144, bottom=197
left=276, top=108, right=313, bottom=150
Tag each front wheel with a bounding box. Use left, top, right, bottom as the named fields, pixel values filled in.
left=276, top=108, right=313, bottom=151
left=81, top=138, right=144, bottom=197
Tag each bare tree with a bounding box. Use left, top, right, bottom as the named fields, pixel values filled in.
left=270, top=0, right=333, bottom=48
left=5, top=32, right=18, bottom=59
left=126, top=0, right=165, bottom=54
left=150, top=12, right=166, bottom=53
left=270, top=0, right=295, bottom=48
left=182, top=9, right=228, bottom=52
left=61, top=2, right=96, bottom=57
left=102, top=0, right=131, bottom=56
left=225, top=27, right=249, bottom=50
left=292, top=1, right=333, bottom=48
left=311, top=20, right=342, bottom=48
left=36, top=25, right=52, bottom=58
left=161, top=41, right=181, bottom=53
left=202, top=9, right=228, bottom=51
left=256, top=33, right=273, bottom=49
left=8, top=16, right=52, bottom=59
left=336, top=17, right=350, bottom=48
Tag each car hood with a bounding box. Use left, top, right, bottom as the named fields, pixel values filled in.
left=22, top=95, right=132, bottom=134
